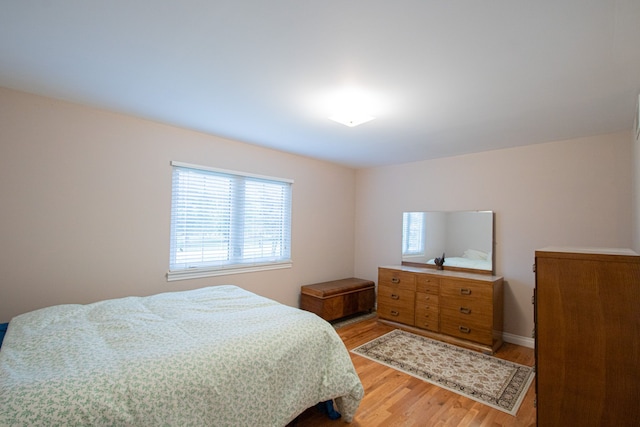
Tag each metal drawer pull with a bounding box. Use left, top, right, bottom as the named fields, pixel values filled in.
left=391, top=310, right=399, bottom=316
left=460, top=288, right=472, bottom=295
left=391, top=277, right=400, bottom=284
left=459, top=307, right=471, bottom=314
left=391, top=294, right=399, bottom=300
left=459, top=326, right=471, bottom=334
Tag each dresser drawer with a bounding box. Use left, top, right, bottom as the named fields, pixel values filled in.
left=378, top=285, right=415, bottom=325
left=415, top=292, right=438, bottom=308
left=440, top=303, right=492, bottom=328
left=378, top=302, right=415, bottom=325
left=415, top=296, right=439, bottom=332
left=415, top=274, right=440, bottom=294
left=440, top=279, right=492, bottom=302
left=439, top=313, right=493, bottom=345
left=378, top=286, right=415, bottom=308
left=378, top=268, right=416, bottom=291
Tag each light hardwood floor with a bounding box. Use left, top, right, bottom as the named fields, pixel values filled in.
left=293, top=317, right=536, bottom=427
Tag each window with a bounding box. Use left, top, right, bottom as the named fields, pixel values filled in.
left=402, top=211, right=425, bottom=256
left=168, top=161, right=292, bottom=281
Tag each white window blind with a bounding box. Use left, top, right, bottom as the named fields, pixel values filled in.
left=402, top=211, right=426, bottom=256
left=168, top=161, right=292, bottom=281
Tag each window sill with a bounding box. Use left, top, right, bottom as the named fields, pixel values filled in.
left=166, top=261, right=292, bottom=282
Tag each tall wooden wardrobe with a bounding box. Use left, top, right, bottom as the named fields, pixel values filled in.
left=534, top=247, right=640, bottom=426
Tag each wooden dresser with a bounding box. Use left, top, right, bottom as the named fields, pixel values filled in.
left=377, top=266, right=504, bottom=354
left=535, top=247, right=640, bottom=426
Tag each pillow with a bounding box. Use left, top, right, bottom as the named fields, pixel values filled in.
left=463, top=249, right=488, bottom=260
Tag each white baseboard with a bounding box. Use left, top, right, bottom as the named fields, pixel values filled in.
left=502, top=332, right=535, bottom=349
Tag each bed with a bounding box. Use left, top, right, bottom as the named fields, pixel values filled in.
left=0, top=285, right=363, bottom=426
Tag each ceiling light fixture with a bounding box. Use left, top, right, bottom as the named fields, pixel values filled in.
left=329, top=113, right=375, bottom=127
left=324, top=86, right=377, bottom=128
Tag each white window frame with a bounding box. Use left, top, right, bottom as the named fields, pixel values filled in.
left=167, top=161, right=293, bottom=281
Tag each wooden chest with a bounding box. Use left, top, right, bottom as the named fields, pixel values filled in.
left=300, top=278, right=375, bottom=321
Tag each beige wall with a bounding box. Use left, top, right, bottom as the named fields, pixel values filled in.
left=2, top=86, right=635, bottom=344
left=0, top=87, right=357, bottom=322
left=354, top=132, right=633, bottom=342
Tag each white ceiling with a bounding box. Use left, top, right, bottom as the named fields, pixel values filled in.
left=1, top=1, right=639, bottom=168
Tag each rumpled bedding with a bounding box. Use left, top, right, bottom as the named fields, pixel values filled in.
left=0, top=285, right=363, bottom=426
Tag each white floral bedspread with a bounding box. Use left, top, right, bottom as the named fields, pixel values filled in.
left=0, top=285, right=363, bottom=426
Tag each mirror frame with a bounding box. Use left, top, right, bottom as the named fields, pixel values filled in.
left=401, top=210, right=495, bottom=275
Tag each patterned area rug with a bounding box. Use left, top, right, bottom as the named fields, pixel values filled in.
left=351, top=329, right=535, bottom=416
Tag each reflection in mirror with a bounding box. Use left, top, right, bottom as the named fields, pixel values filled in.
left=402, top=211, right=494, bottom=274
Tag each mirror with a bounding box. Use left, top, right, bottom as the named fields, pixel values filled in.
left=401, top=210, right=494, bottom=274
